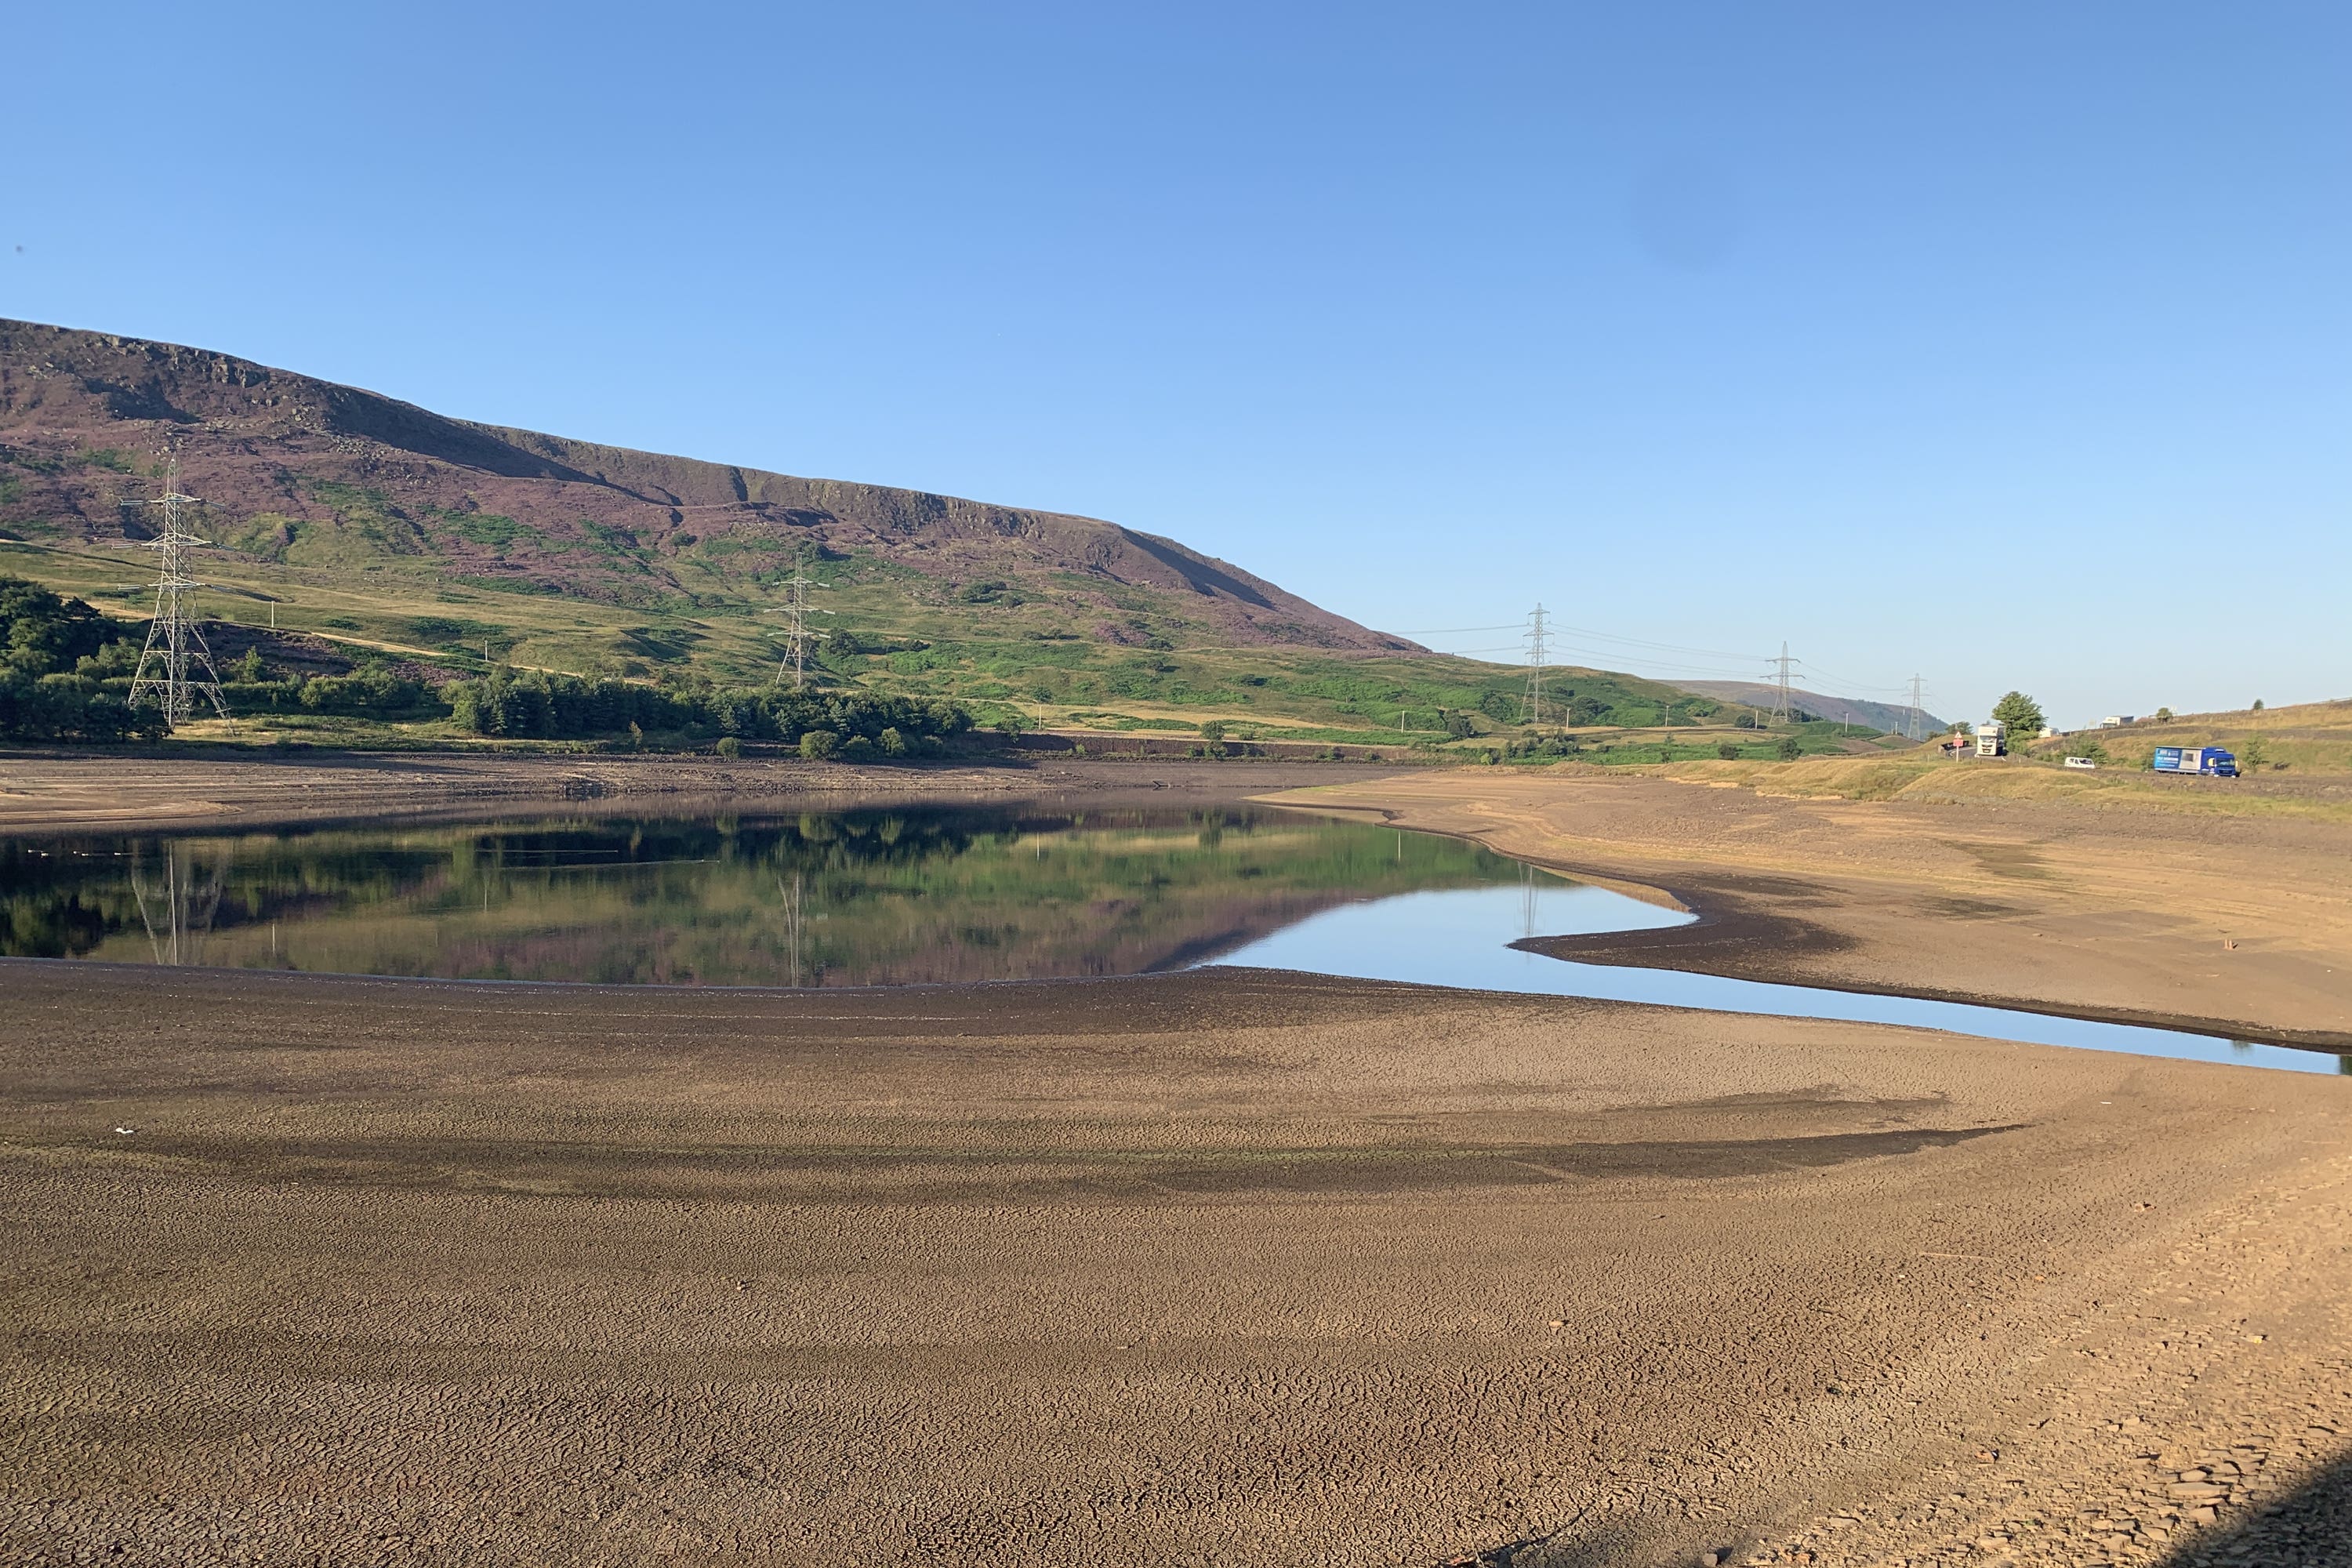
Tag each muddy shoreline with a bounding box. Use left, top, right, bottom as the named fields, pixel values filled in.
left=9, top=749, right=2347, bottom=1054
left=2, top=960, right=2347, bottom=1566
left=1260, top=770, right=2352, bottom=1044
left=0, top=749, right=1384, bottom=836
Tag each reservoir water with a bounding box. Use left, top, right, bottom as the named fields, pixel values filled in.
left=1, top=805, right=2337, bottom=1074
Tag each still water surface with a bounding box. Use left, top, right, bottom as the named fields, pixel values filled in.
left=1, top=807, right=2336, bottom=1073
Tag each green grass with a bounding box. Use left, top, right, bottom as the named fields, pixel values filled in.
left=0, top=509, right=1824, bottom=751
left=1660, top=750, right=2352, bottom=822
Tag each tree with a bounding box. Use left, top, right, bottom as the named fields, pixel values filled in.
left=1775, top=735, right=1802, bottom=761
left=1991, top=691, right=2045, bottom=739
left=798, top=729, right=839, bottom=760
left=1717, top=742, right=1740, bottom=760
left=2241, top=733, right=2269, bottom=769
left=2154, top=706, right=2174, bottom=723
left=2252, top=698, right=2266, bottom=713
left=1198, top=720, right=1227, bottom=742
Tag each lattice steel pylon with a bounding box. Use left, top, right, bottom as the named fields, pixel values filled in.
left=1522, top=603, right=1549, bottom=726
left=771, top=547, right=833, bottom=690
left=128, top=459, right=231, bottom=726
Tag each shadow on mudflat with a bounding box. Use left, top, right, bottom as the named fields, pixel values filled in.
left=1434, top=1521, right=1752, bottom=1568
left=2158, top=1448, right=2352, bottom=1566
left=69, top=1123, right=2024, bottom=1204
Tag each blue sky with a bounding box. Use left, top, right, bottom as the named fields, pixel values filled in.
left=9, top=2, right=2347, bottom=725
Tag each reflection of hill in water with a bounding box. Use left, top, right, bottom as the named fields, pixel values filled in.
left=0, top=808, right=1524, bottom=987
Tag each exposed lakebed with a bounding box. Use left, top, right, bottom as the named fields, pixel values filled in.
left=1, top=804, right=2337, bottom=1073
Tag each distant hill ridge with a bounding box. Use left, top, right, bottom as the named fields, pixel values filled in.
left=1676, top=681, right=1944, bottom=735
left=0, top=318, right=1417, bottom=654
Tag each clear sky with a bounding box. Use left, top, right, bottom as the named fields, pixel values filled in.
left=10, top=2, right=2347, bottom=726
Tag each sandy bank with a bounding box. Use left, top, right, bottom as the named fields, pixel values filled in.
left=0, top=750, right=1380, bottom=834
left=1261, top=768, right=2352, bottom=1045
left=2, top=961, right=2347, bottom=1566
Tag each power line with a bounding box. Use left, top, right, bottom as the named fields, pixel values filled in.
left=1544, top=623, right=1768, bottom=663
left=1769, top=641, right=1796, bottom=725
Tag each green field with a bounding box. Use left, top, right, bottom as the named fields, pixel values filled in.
left=0, top=529, right=1896, bottom=759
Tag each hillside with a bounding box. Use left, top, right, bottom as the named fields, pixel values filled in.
left=0, top=318, right=1758, bottom=748
left=1677, top=680, right=1943, bottom=736
left=2024, top=699, right=2352, bottom=778
left=0, top=318, right=1405, bottom=654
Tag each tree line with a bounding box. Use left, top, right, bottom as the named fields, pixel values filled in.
left=0, top=576, right=975, bottom=750
left=0, top=576, right=165, bottom=741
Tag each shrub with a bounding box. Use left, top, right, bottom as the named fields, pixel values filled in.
left=0, top=575, right=166, bottom=741
left=1718, top=742, right=1740, bottom=760
left=1776, top=736, right=1802, bottom=760
left=1991, top=690, right=2045, bottom=738
left=713, top=736, right=742, bottom=758
left=799, top=729, right=839, bottom=760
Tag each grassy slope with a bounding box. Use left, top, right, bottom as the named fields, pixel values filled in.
left=0, top=319, right=1868, bottom=753
left=2023, top=699, right=2352, bottom=778
left=1653, top=701, right=2352, bottom=821
left=1, top=516, right=1788, bottom=752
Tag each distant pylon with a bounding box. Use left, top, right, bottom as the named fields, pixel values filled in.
left=773, top=546, right=832, bottom=690
left=1907, top=673, right=1926, bottom=741
left=1523, top=604, right=1549, bottom=725
left=128, top=458, right=230, bottom=726
left=1768, top=641, right=1796, bottom=725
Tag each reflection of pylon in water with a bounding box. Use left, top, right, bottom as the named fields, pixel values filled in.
left=779, top=871, right=807, bottom=986
left=129, top=843, right=224, bottom=966
left=1520, top=862, right=1537, bottom=942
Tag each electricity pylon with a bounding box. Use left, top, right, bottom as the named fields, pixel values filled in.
left=1767, top=641, right=1797, bottom=725
left=128, top=459, right=230, bottom=725
left=1523, top=604, right=1549, bottom=725
left=772, top=547, right=832, bottom=690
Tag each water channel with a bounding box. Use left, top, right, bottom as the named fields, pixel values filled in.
left=1, top=804, right=2337, bottom=1075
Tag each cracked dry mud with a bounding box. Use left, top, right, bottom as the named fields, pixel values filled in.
left=2, top=961, right=2347, bottom=1566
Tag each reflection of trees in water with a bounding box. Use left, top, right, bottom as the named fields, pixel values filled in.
left=0, top=806, right=1523, bottom=983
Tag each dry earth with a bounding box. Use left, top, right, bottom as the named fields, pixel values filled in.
left=2, top=963, right=2347, bottom=1567
left=1263, top=768, right=2352, bottom=1047
left=0, top=751, right=1358, bottom=835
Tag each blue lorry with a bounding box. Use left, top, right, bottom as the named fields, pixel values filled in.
left=2151, top=746, right=2239, bottom=778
